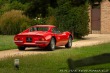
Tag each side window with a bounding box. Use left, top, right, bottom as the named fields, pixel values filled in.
left=52, top=27, right=61, bottom=34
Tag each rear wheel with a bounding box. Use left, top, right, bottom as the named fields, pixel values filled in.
left=47, top=38, right=55, bottom=51
left=18, top=46, right=25, bottom=51
left=65, top=36, right=72, bottom=48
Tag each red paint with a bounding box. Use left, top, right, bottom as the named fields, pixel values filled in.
left=14, top=25, right=73, bottom=48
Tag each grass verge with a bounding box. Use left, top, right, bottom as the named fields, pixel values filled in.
left=0, top=43, right=110, bottom=73
left=0, top=35, right=17, bottom=51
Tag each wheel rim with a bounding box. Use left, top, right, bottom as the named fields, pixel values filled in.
left=69, top=37, right=72, bottom=47
left=51, top=39, right=55, bottom=49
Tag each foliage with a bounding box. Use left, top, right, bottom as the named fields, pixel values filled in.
left=0, top=0, right=92, bottom=37
left=0, top=10, right=30, bottom=35
left=0, top=0, right=30, bottom=16
left=0, top=3, right=11, bottom=15
left=8, top=0, right=31, bottom=4
left=70, top=0, right=87, bottom=6
left=25, top=0, right=49, bottom=18
left=69, top=6, right=89, bottom=38
left=30, top=16, right=46, bottom=25
left=24, top=0, right=58, bottom=18
left=24, top=0, right=89, bottom=18
left=44, top=7, right=57, bottom=25
left=9, top=1, right=29, bottom=10
left=24, top=0, right=89, bottom=38
left=55, top=0, right=89, bottom=38
left=45, top=16, right=56, bottom=25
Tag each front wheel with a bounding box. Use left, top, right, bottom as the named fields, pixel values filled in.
left=18, top=46, right=25, bottom=51
left=47, top=38, right=55, bottom=51
left=65, top=36, right=72, bottom=48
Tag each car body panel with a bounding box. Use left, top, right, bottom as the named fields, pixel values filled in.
left=14, top=25, right=73, bottom=48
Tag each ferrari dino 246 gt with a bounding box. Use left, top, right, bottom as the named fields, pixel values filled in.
left=14, top=25, right=73, bottom=51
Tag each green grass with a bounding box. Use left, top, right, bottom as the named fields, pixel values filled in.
left=0, top=43, right=110, bottom=73
left=0, top=35, right=17, bottom=51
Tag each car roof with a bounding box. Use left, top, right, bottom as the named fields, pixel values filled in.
left=34, top=25, right=55, bottom=27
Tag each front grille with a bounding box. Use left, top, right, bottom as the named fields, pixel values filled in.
left=26, top=37, right=32, bottom=42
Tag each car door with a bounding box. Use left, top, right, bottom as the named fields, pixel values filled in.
left=52, top=27, right=64, bottom=46
left=60, top=32, right=68, bottom=45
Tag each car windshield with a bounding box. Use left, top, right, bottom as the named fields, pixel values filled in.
left=30, top=27, right=48, bottom=32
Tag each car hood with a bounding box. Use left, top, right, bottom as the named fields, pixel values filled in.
left=18, top=31, right=49, bottom=36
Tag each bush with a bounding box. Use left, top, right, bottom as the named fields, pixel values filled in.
left=45, top=7, right=57, bottom=25
left=0, top=10, right=30, bottom=35
left=55, top=0, right=89, bottom=38
left=20, top=22, right=30, bottom=32
left=67, top=6, right=89, bottom=38
left=0, top=28, right=1, bottom=34
left=45, top=16, right=56, bottom=25
left=31, top=17, right=46, bottom=25
left=10, top=1, right=27, bottom=10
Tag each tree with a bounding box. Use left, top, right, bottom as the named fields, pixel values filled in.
left=24, top=0, right=48, bottom=18
left=25, top=0, right=57, bottom=18
left=71, top=0, right=86, bottom=6
left=0, top=0, right=30, bottom=16
left=55, top=0, right=89, bottom=38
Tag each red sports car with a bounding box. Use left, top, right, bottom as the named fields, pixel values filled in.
left=14, top=25, right=73, bottom=51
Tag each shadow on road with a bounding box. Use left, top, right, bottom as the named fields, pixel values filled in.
left=24, top=46, right=66, bottom=51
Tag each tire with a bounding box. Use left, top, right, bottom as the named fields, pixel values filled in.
left=47, top=38, right=56, bottom=51
left=65, top=36, right=72, bottom=48
left=18, top=46, right=25, bottom=51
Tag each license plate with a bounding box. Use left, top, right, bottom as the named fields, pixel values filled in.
left=26, top=37, right=32, bottom=42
